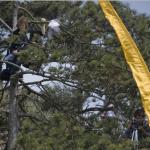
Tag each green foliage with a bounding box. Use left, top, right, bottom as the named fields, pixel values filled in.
left=139, top=137, right=150, bottom=149
left=0, top=1, right=14, bottom=26
left=18, top=112, right=134, bottom=150
left=51, top=50, right=64, bottom=61
left=18, top=43, right=46, bottom=67
left=1, top=1, right=150, bottom=149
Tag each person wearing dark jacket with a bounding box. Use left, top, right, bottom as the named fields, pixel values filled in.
left=0, top=16, right=29, bottom=81
left=0, top=16, right=45, bottom=81
left=124, top=108, right=150, bottom=140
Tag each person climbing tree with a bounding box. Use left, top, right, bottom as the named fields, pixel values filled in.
left=0, top=15, right=46, bottom=81
left=0, top=16, right=29, bottom=81
left=17, top=17, right=47, bottom=71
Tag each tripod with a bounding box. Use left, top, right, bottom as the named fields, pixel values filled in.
left=132, top=129, right=138, bottom=150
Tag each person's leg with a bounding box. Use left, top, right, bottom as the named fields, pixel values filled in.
left=4, top=53, right=15, bottom=62
left=4, top=53, right=19, bottom=76
left=4, top=53, right=16, bottom=73
left=124, top=128, right=133, bottom=138
left=0, top=69, right=11, bottom=81
left=0, top=54, right=14, bottom=80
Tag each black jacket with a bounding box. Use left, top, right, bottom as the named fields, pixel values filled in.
left=9, top=27, right=43, bottom=52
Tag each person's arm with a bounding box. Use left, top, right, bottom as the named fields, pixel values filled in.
left=0, top=28, right=19, bottom=49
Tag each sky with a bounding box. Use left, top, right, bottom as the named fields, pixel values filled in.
left=122, top=1, right=150, bottom=16
left=93, top=0, right=150, bottom=16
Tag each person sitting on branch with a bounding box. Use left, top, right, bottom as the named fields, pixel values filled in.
left=0, top=15, right=46, bottom=81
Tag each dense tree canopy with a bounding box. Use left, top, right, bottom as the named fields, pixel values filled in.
left=0, top=1, right=150, bottom=149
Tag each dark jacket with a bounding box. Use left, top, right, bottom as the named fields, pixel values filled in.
left=124, top=118, right=150, bottom=139
left=9, top=26, right=43, bottom=52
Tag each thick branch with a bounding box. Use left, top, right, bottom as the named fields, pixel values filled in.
left=19, top=113, right=42, bottom=121
left=0, top=18, right=13, bottom=33
left=81, top=106, right=114, bottom=114
left=7, top=75, right=19, bottom=150
left=12, top=2, right=19, bottom=30
left=18, top=79, right=50, bottom=86
left=0, top=60, right=23, bottom=72
left=18, top=6, right=42, bottom=29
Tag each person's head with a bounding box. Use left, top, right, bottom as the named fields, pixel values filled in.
left=17, top=16, right=28, bottom=31
left=134, top=107, right=145, bottom=119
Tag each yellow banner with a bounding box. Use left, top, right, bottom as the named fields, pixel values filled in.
left=99, top=0, right=150, bottom=124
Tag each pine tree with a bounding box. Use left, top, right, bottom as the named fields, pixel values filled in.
left=0, top=1, right=150, bottom=149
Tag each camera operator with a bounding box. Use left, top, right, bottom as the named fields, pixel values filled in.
left=124, top=107, right=150, bottom=139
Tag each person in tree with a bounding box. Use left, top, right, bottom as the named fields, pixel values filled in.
left=47, top=18, right=60, bottom=40
left=18, top=17, right=47, bottom=71
left=124, top=107, right=150, bottom=140
left=0, top=16, right=46, bottom=81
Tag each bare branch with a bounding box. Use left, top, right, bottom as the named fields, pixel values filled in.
left=19, top=113, right=42, bottom=122
left=22, top=70, right=80, bottom=88
left=18, top=6, right=35, bottom=21
left=81, top=106, right=114, bottom=114
left=7, top=75, right=19, bottom=150
left=18, top=79, right=50, bottom=86
left=0, top=60, right=23, bottom=72
left=12, top=1, right=19, bottom=30
left=18, top=6, right=42, bottom=29
left=0, top=18, right=13, bottom=33
left=18, top=79, right=44, bottom=97
left=29, top=20, right=49, bottom=24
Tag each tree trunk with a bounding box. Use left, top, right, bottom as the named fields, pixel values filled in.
left=6, top=2, right=20, bottom=150
left=7, top=76, right=19, bottom=150
left=12, top=1, right=19, bottom=30
left=6, top=2, right=20, bottom=149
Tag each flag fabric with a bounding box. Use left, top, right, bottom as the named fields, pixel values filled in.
left=99, top=0, right=150, bottom=124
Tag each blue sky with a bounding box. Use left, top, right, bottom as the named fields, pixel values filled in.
left=122, top=1, right=150, bottom=15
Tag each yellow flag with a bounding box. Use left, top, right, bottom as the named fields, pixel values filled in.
left=99, top=0, right=150, bottom=124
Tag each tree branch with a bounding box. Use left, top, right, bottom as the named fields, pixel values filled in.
left=19, top=112, right=42, bottom=122
left=18, top=6, right=35, bottom=21
left=0, top=18, right=13, bottom=33
left=18, top=79, right=44, bottom=97
left=18, top=6, right=42, bottom=29
left=18, top=79, right=50, bottom=86
left=81, top=106, right=114, bottom=114
left=0, top=60, right=23, bottom=72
